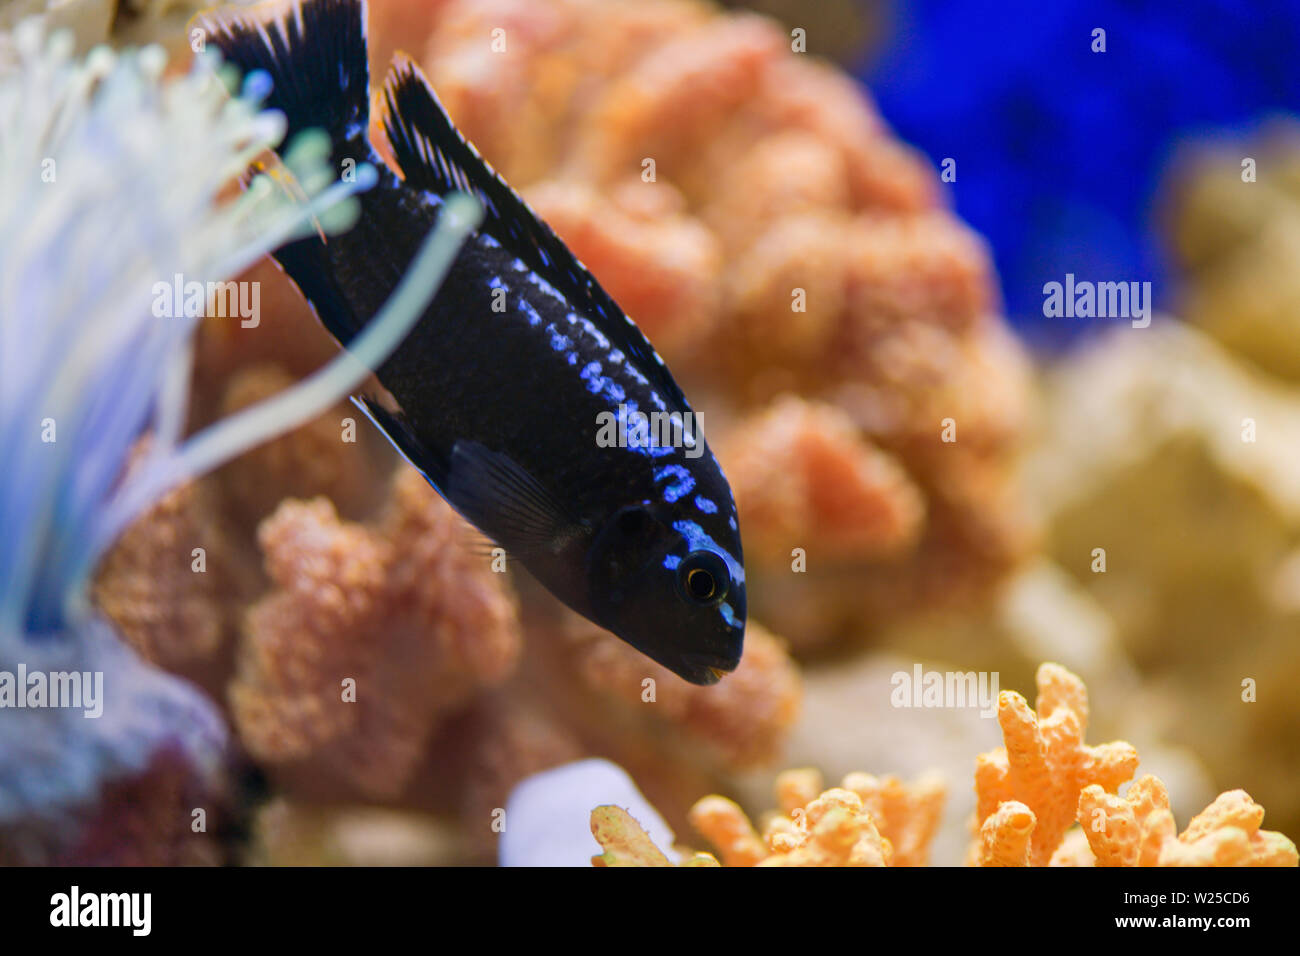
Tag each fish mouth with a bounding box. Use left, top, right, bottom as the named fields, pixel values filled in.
left=681, top=653, right=740, bottom=686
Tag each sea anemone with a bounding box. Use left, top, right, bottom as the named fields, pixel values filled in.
left=0, top=17, right=479, bottom=855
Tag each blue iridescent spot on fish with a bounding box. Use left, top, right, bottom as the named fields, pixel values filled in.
left=655, top=464, right=695, bottom=503
left=527, top=271, right=567, bottom=304
left=204, top=0, right=745, bottom=685
left=580, top=361, right=603, bottom=392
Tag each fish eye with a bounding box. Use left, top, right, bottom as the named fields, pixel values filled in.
left=676, top=550, right=730, bottom=606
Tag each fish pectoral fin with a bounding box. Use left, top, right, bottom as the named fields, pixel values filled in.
left=460, top=531, right=505, bottom=559
left=444, top=440, right=579, bottom=558
left=356, top=397, right=576, bottom=559
left=354, top=394, right=450, bottom=489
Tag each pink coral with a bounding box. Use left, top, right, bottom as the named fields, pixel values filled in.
left=229, top=468, right=521, bottom=799
left=557, top=615, right=802, bottom=769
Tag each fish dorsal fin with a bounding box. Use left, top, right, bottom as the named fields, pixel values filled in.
left=378, top=53, right=691, bottom=411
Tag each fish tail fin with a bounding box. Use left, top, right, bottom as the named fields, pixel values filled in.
left=200, top=0, right=371, bottom=169
left=200, top=0, right=376, bottom=344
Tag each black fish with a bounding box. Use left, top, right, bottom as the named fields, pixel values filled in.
left=203, top=0, right=745, bottom=684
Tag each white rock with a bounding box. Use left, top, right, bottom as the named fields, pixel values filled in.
left=499, top=758, right=678, bottom=867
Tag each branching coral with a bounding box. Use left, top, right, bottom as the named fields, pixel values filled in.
left=839, top=770, right=947, bottom=867
left=684, top=767, right=945, bottom=867
left=583, top=664, right=1295, bottom=867
left=970, top=665, right=1298, bottom=867
left=973, top=663, right=1139, bottom=866
left=591, top=789, right=896, bottom=868
left=976, top=801, right=1036, bottom=867
left=1077, top=778, right=1298, bottom=867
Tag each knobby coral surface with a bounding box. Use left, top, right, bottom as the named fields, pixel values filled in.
left=590, top=766, right=946, bottom=867
left=230, top=467, right=521, bottom=800
left=973, top=663, right=1139, bottom=866
left=590, top=806, right=718, bottom=867
left=970, top=666, right=1297, bottom=868
left=1075, top=778, right=1298, bottom=867
left=590, top=664, right=1296, bottom=867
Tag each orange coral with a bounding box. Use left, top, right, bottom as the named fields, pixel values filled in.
left=93, top=470, right=238, bottom=677
left=686, top=795, right=768, bottom=866
left=589, top=665, right=1297, bottom=868
left=840, top=770, right=946, bottom=866
left=523, top=179, right=723, bottom=356
left=213, top=363, right=390, bottom=527
left=605, top=782, right=897, bottom=868
left=974, top=663, right=1139, bottom=866
left=558, top=615, right=801, bottom=769
left=229, top=467, right=521, bottom=799
left=761, top=788, right=892, bottom=866
left=1076, top=775, right=1169, bottom=867
left=720, top=396, right=924, bottom=564
left=1079, top=778, right=1298, bottom=867
left=971, top=665, right=1298, bottom=867
left=977, top=801, right=1036, bottom=867
left=686, top=767, right=944, bottom=867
